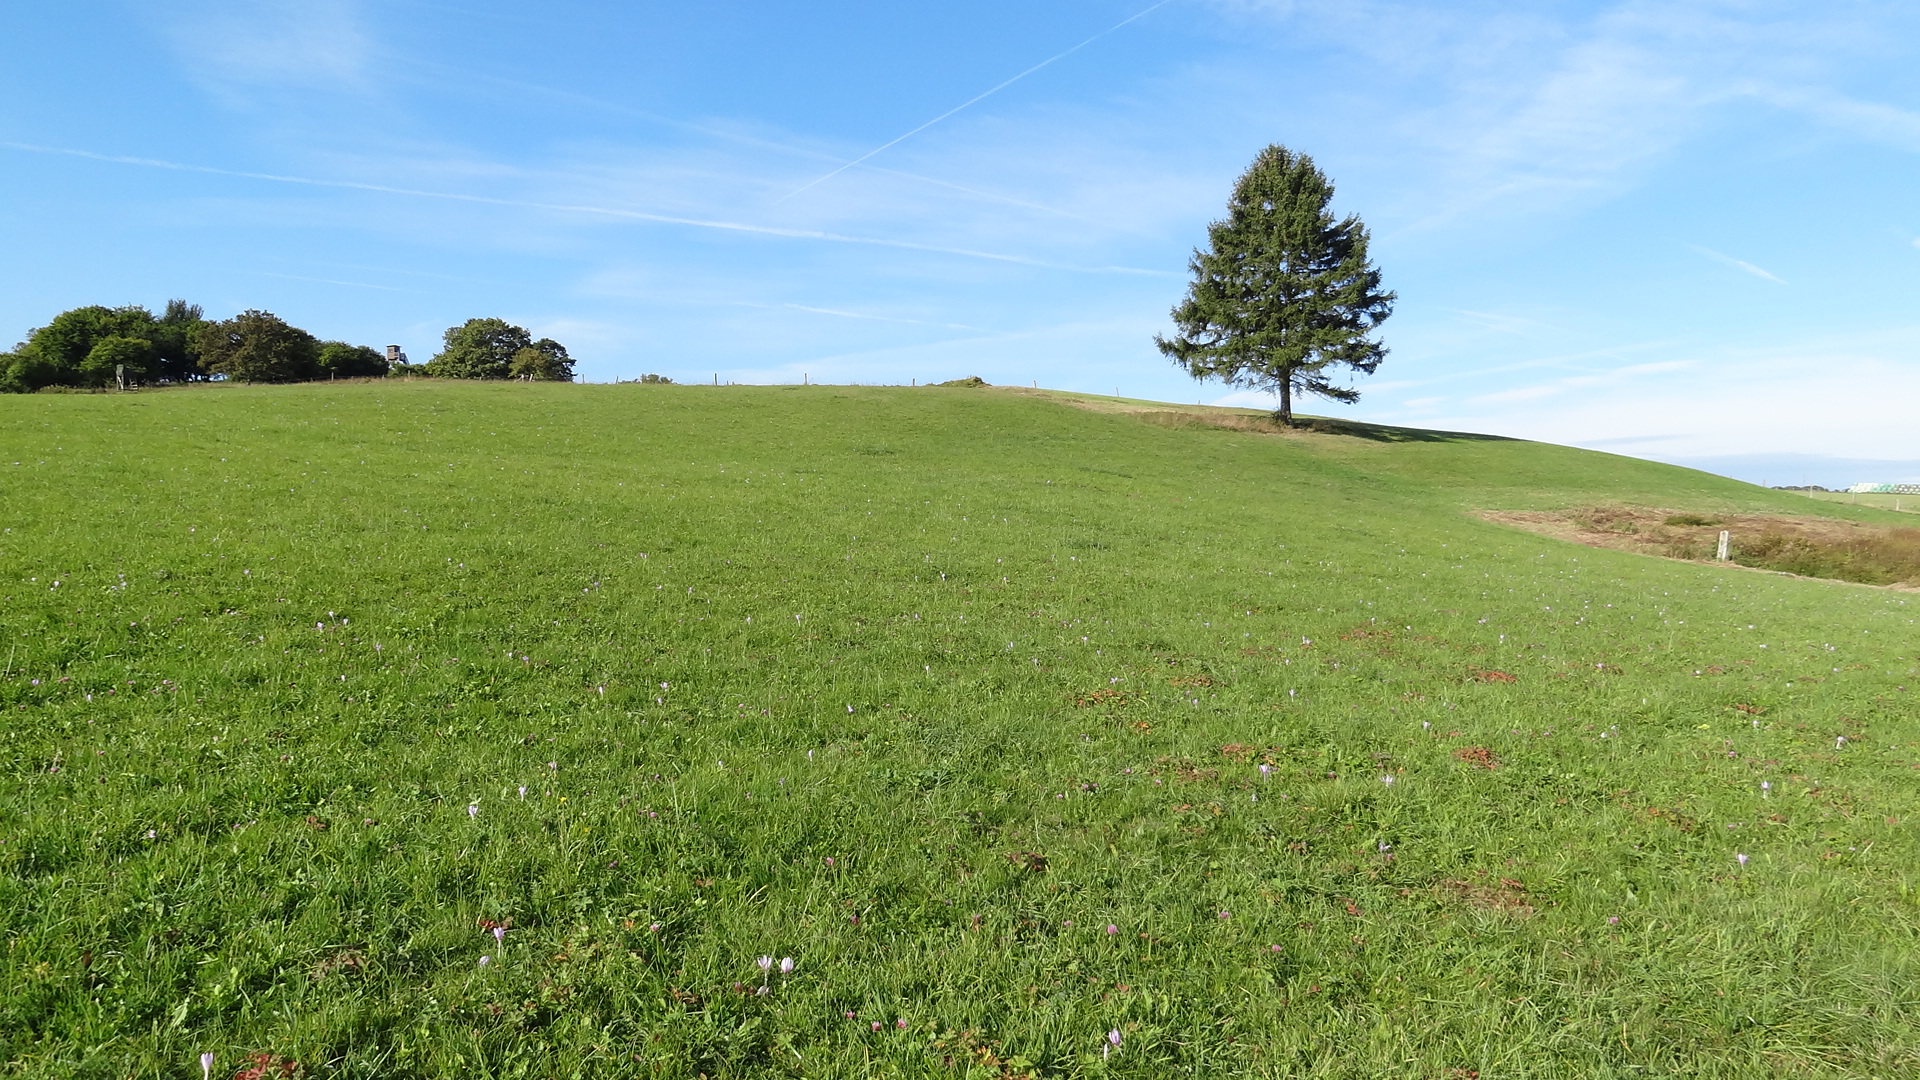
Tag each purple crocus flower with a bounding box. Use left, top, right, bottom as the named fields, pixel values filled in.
left=200, top=1052, right=214, bottom=1080
left=493, top=926, right=505, bottom=945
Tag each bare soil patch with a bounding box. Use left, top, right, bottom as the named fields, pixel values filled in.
left=1483, top=507, right=1920, bottom=588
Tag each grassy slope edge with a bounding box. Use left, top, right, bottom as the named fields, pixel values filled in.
left=2, top=383, right=1916, bottom=1079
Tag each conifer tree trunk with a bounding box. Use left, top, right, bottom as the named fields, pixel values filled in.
left=1278, top=375, right=1292, bottom=427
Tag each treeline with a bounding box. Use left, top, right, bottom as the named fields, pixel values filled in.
left=2, top=304, right=575, bottom=392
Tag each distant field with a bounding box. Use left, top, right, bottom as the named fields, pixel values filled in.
left=1796, top=490, right=1920, bottom=514
left=3, top=382, right=1917, bottom=1078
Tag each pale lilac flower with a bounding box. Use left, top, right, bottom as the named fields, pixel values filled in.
left=478, top=955, right=491, bottom=967
left=1607, top=916, right=1619, bottom=925
left=467, top=804, right=479, bottom=818
left=757, top=955, right=773, bottom=973
left=1270, top=944, right=1282, bottom=952
left=200, top=1052, right=214, bottom=1080
left=649, top=922, right=661, bottom=932
left=1106, top=924, right=1118, bottom=935
left=492, top=926, right=505, bottom=945
left=1835, top=736, right=1847, bottom=749
left=1218, top=910, right=1231, bottom=919
left=1761, top=781, right=1770, bottom=797
left=1737, top=853, right=1749, bottom=866
left=1105, top=1029, right=1122, bottom=1061
left=870, top=1021, right=882, bottom=1031
left=1380, top=775, right=1396, bottom=786
left=518, top=786, right=527, bottom=800
left=780, top=957, right=795, bottom=974
left=1258, top=763, right=1271, bottom=777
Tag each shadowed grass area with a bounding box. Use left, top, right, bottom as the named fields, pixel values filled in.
left=3, top=382, right=1918, bottom=1078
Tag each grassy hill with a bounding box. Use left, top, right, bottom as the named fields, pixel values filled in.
left=3, top=382, right=1916, bottom=1078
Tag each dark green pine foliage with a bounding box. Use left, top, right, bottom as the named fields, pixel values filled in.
left=1157, top=144, right=1394, bottom=426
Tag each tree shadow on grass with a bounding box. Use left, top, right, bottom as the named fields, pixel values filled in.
left=1136, top=409, right=1518, bottom=445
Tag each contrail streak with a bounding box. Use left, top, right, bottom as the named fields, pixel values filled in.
left=774, top=0, right=1176, bottom=203
left=1689, top=245, right=1787, bottom=285
left=3, top=141, right=1166, bottom=275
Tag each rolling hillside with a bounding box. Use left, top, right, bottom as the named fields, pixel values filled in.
left=3, top=382, right=1915, bottom=1078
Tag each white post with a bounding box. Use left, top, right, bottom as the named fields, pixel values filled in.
left=1717, top=531, right=1730, bottom=561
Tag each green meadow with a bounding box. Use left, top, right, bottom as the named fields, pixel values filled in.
left=3, top=382, right=1917, bottom=1079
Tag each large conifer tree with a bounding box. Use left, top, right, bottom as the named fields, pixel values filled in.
left=1156, top=145, right=1394, bottom=426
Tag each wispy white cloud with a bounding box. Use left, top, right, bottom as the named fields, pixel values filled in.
left=159, top=0, right=375, bottom=98
left=1472, top=383, right=1561, bottom=404
left=1754, top=85, right=1920, bottom=152
left=1400, top=328, right=1920, bottom=460
left=1, top=142, right=1165, bottom=276
left=776, top=0, right=1178, bottom=202
left=1452, top=309, right=1541, bottom=335
left=1690, top=245, right=1786, bottom=284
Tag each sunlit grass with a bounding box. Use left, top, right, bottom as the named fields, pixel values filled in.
left=3, top=382, right=1917, bottom=1078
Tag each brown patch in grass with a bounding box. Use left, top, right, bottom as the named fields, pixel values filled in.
left=1074, top=687, right=1128, bottom=708
left=1454, top=747, right=1501, bottom=770
left=1218, top=743, right=1254, bottom=761
left=309, top=949, right=364, bottom=980
left=1439, top=874, right=1533, bottom=916
left=232, top=1055, right=304, bottom=1080
left=1733, top=703, right=1764, bottom=715
left=1644, top=806, right=1699, bottom=832
left=1004, top=851, right=1048, bottom=874
left=1469, top=669, right=1517, bottom=684
left=1154, top=757, right=1219, bottom=783
left=1169, top=674, right=1215, bottom=688
left=1483, top=507, right=1920, bottom=588
left=929, top=1029, right=1038, bottom=1079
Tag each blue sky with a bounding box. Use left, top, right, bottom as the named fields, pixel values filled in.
left=4, top=1, right=1918, bottom=484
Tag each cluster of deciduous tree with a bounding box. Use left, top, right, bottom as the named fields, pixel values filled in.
left=1, top=302, right=389, bottom=393
left=3, top=308, right=577, bottom=392
left=424, top=318, right=574, bottom=382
